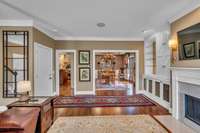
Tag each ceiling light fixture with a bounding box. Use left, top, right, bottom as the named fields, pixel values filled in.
left=97, top=22, right=106, bottom=28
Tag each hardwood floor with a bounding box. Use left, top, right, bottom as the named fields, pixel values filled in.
left=54, top=105, right=169, bottom=120
left=54, top=94, right=170, bottom=120
left=60, top=80, right=73, bottom=96
left=57, top=81, right=170, bottom=120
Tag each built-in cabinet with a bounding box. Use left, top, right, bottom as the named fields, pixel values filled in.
left=143, top=76, right=170, bottom=110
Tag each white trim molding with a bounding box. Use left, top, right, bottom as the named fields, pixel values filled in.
left=54, top=36, right=144, bottom=41
left=0, top=20, right=57, bottom=39
left=0, top=20, right=144, bottom=41
left=93, top=50, right=140, bottom=95
left=55, top=49, right=77, bottom=96
left=0, top=20, right=33, bottom=26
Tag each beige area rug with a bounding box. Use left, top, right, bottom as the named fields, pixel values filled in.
left=48, top=115, right=169, bottom=133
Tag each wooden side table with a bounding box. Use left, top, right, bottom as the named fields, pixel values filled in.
left=8, top=97, right=55, bottom=133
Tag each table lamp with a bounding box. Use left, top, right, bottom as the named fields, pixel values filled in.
left=17, top=80, right=31, bottom=102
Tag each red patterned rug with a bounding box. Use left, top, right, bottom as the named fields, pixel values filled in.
left=53, top=94, right=155, bottom=108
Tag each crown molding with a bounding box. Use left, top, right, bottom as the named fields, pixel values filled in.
left=0, top=20, right=33, bottom=26
left=0, top=19, right=57, bottom=39
left=0, top=0, right=144, bottom=42
left=0, top=20, right=144, bottom=41
left=54, top=36, right=144, bottom=41
left=33, top=22, right=57, bottom=40
left=168, top=2, right=200, bottom=23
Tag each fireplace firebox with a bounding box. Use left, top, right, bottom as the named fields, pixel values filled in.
left=185, top=95, right=200, bottom=126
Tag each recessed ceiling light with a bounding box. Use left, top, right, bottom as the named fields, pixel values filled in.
left=97, top=22, right=106, bottom=28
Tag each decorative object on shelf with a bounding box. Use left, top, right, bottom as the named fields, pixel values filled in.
left=169, top=39, right=178, bottom=64
left=79, top=67, right=91, bottom=82
left=183, top=42, right=195, bottom=58
left=79, top=50, right=90, bottom=65
left=17, top=80, right=31, bottom=102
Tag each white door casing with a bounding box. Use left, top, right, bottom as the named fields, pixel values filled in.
left=34, top=43, right=53, bottom=96
left=55, top=50, right=77, bottom=95
left=93, top=50, right=140, bottom=95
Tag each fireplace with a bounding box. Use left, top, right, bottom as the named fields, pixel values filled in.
left=185, top=95, right=200, bottom=126
left=171, top=67, right=200, bottom=132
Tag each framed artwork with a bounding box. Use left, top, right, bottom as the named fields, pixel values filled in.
left=197, top=40, right=200, bottom=58
left=79, top=50, right=90, bottom=65
left=183, top=42, right=196, bottom=58
left=79, top=67, right=91, bottom=82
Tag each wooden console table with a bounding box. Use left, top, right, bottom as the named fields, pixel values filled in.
left=8, top=97, right=54, bottom=133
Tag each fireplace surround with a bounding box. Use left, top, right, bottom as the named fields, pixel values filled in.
left=171, top=67, right=200, bottom=132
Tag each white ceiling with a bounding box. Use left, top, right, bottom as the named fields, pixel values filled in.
left=0, top=0, right=200, bottom=40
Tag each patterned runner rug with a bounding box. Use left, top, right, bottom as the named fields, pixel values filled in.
left=53, top=94, right=155, bottom=108
left=48, top=115, right=170, bottom=133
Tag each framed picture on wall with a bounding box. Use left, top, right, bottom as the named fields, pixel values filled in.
left=79, top=67, right=91, bottom=82
left=79, top=50, right=90, bottom=65
left=197, top=40, right=200, bottom=58
left=183, top=42, right=196, bottom=58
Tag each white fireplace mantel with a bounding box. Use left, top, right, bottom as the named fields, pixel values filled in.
left=170, top=67, right=200, bottom=120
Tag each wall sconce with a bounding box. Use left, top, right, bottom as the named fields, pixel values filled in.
left=168, top=39, right=178, bottom=64
left=169, top=40, right=177, bottom=50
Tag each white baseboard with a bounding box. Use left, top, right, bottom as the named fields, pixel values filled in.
left=137, top=90, right=146, bottom=94
left=75, top=91, right=95, bottom=95
left=143, top=91, right=171, bottom=110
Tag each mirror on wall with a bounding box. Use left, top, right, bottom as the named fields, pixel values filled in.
left=178, top=23, right=200, bottom=60
left=3, top=31, right=29, bottom=98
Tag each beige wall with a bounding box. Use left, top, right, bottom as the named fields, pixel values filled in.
left=0, top=27, right=144, bottom=96
left=0, top=27, right=55, bottom=98
left=55, top=41, right=144, bottom=92
left=33, top=28, right=55, bottom=48
left=171, top=7, right=200, bottom=67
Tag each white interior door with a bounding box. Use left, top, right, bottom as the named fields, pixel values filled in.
left=34, top=43, right=53, bottom=96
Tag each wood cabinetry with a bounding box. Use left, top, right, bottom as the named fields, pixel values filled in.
left=8, top=97, right=54, bottom=133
